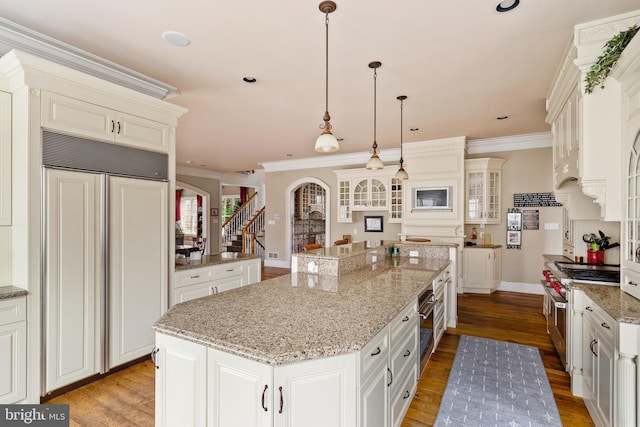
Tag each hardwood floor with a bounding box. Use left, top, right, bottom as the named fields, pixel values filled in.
left=46, top=271, right=593, bottom=426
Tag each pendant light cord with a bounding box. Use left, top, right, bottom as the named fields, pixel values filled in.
left=323, top=12, right=330, bottom=124
left=399, top=98, right=403, bottom=164
left=372, top=67, right=377, bottom=152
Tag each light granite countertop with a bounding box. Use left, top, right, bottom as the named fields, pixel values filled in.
left=0, top=286, right=28, bottom=300
left=175, top=252, right=261, bottom=271
left=155, top=256, right=449, bottom=365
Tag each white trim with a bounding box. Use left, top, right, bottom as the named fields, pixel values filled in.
left=284, top=177, right=331, bottom=265
left=260, top=133, right=553, bottom=172
left=466, top=132, right=552, bottom=154
left=0, top=17, right=179, bottom=99
left=496, top=281, right=544, bottom=295
left=263, top=259, right=291, bottom=268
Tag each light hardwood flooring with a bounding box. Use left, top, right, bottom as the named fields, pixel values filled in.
left=46, top=269, right=593, bottom=426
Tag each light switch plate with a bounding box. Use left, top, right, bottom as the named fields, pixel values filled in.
left=409, top=251, right=419, bottom=257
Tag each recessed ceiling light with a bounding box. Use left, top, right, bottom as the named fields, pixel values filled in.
left=495, top=0, right=520, bottom=13
left=496, top=116, right=509, bottom=120
left=286, top=153, right=293, bottom=157
left=161, top=31, right=191, bottom=47
left=186, top=160, right=193, bottom=164
left=243, top=77, right=257, bottom=83
left=410, top=128, right=419, bottom=132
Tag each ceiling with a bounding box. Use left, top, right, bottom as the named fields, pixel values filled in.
left=0, top=1, right=638, bottom=173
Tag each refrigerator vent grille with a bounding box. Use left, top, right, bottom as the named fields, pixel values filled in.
left=42, top=131, right=168, bottom=180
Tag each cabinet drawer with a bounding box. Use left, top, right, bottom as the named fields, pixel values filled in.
left=0, top=297, right=26, bottom=326
left=622, top=268, right=640, bottom=302
left=360, top=326, right=389, bottom=380
left=390, top=327, right=417, bottom=381
left=176, top=268, right=214, bottom=288
left=434, top=310, right=446, bottom=345
left=390, top=360, right=417, bottom=427
left=173, top=281, right=214, bottom=304
left=213, top=263, right=245, bottom=280
left=390, top=300, right=417, bottom=342
left=583, top=297, right=615, bottom=345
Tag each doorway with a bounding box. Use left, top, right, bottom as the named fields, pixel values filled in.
left=176, top=182, right=209, bottom=254
left=286, top=178, right=331, bottom=259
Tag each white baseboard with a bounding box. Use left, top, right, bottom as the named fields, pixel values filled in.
left=264, top=259, right=291, bottom=268
left=496, top=281, right=544, bottom=295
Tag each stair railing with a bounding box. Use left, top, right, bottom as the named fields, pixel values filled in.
left=222, top=192, right=258, bottom=248
left=242, top=207, right=265, bottom=257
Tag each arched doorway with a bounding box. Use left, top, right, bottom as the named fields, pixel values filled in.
left=176, top=181, right=209, bottom=254
left=285, top=178, right=331, bottom=263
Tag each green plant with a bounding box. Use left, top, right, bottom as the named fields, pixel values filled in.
left=584, top=25, right=639, bottom=94
left=175, top=221, right=184, bottom=238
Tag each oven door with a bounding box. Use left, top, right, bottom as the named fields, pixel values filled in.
left=545, top=285, right=567, bottom=371
left=418, top=287, right=435, bottom=374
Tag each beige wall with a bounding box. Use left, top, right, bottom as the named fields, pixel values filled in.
left=0, top=227, right=10, bottom=285
left=465, top=147, right=562, bottom=284
left=177, top=174, right=221, bottom=254
left=265, top=165, right=401, bottom=264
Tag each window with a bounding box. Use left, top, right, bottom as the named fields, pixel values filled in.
left=180, top=196, right=198, bottom=236
left=221, top=195, right=241, bottom=223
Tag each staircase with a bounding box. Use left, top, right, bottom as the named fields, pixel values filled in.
left=222, top=193, right=265, bottom=258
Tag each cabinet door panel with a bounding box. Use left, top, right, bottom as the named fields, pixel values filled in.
left=359, top=366, right=389, bottom=427
left=44, top=169, right=100, bottom=391
left=0, top=321, right=26, bottom=403
left=110, top=177, right=168, bottom=368
left=116, top=112, right=169, bottom=152
left=41, top=91, right=114, bottom=142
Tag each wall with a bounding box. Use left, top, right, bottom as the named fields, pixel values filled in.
left=264, top=165, right=401, bottom=266
left=0, top=227, right=9, bottom=285
left=465, top=147, right=562, bottom=285
left=177, top=174, right=221, bottom=254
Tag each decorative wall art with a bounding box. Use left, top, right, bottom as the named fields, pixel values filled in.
left=506, top=208, right=522, bottom=249
left=210, top=208, right=218, bottom=216
left=522, top=210, right=539, bottom=230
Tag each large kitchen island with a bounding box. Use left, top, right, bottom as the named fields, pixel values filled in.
left=153, top=241, right=456, bottom=427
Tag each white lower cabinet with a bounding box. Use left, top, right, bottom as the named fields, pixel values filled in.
left=155, top=333, right=356, bottom=427
left=463, top=247, right=501, bottom=293
left=0, top=297, right=27, bottom=404
left=173, top=258, right=262, bottom=306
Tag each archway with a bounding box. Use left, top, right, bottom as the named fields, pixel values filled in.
left=176, top=181, right=210, bottom=254
left=285, top=177, right=331, bottom=263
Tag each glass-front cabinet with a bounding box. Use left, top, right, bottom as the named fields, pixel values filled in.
left=464, top=158, right=505, bottom=225
left=334, top=168, right=402, bottom=223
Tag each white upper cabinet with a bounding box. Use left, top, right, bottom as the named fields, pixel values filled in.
left=0, top=91, right=10, bottom=225
left=464, top=158, right=505, bottom=225
left=334, top=168, right=403, bottom=223
left=41, top=91, right=170, bottom=153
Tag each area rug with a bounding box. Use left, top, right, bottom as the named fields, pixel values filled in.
left=434, top=335, right=562, bottom=426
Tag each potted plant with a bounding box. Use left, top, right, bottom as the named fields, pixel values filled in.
left=584, top=25, right=639, bottom=94
left=175, top=222, right=184, bottom=246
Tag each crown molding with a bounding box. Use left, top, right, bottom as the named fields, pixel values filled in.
left=0, top=17, right=179, bottom=99
left=466, top=132, right=552, bottom=154
left=260, top=133, right=552, bottom=172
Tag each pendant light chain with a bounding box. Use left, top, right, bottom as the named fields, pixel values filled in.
left=399, top=97, right=403, bottom=164
left=315, top=1, right=338, bottom=153
left=323, top=11, right=330, bottom=124
left=372, top=66, right=377, bottom=153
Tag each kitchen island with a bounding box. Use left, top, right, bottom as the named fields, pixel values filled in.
left=154, top=241, right=454, bottom=427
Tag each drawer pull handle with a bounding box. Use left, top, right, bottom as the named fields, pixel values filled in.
left=278, top=386, right=283, bottom=414
left=387, top=368, right=393, bottom=387
left=403, top=349, right=411, bottom=357
left=371, top=347, right=381, bottom=356
left=628, top=281, right=639, bottom=287
left=402, top=315, right=409, bottom=322
left=585, top=306, right=593, bottom=312
left=190, top=275, right=200, bottom=279
left=601, top=322, right=610, bottom=330
left=150, top=347, right=159, bottom=369
left=403, top=390, right=411, bottom=399
left=261, top=385, right=268, bottom=412
left=117, top=121, right=121, bottom=134
left=111, top=120, right=115, bottom=133
left=226, top=269, right=234, bottom=272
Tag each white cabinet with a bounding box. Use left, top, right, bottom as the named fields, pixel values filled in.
left=0, top=297, right=26, bottom=404
left=358, top=300, right=418, bottom=427
left=172, top=258, right=262, bottom=306
left=334, top=168, right=403, bottom=223
left=464, top=158, right=505, bottom=224
left=155, top=332, right=356, bottom=427
left=154, top=333, right=207, bottom=427
left=580, top=295, right=615, bottom=427
left=41, top=91, right=170, bottom=153
left=0, top=91, right=10, bottom=225
left=463, top=247, right=501, bottom=293
left=432, top=269, right=448, bottom=347
left=551, top=84, right=581, bottom=188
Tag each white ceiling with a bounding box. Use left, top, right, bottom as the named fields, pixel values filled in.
left=0, top=1, right=638, bottom=173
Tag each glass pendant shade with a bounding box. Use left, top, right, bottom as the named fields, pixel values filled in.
left=366, top=151, right=384, bottom=170
left=315, top=127, right=339, bottom=153
left=394, top=165, right=409, bottom=180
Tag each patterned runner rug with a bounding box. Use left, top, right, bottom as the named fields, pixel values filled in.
left=434, top=335, right=562, bottom=426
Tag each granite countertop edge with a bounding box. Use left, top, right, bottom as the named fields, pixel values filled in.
left=0, top=286, right=28, bottom=300
left=175, top=253, right=261, bottom=271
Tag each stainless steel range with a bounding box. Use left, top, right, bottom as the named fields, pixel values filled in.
left=541, top=259, right=620, bottom=371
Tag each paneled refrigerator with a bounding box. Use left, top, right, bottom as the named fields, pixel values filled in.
left=42, top=132, right=168, bottom=395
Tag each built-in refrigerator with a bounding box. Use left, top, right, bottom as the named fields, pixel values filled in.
left=41, top=131, right=168, bottom=395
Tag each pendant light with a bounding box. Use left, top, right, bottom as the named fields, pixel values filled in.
left=366, top=61, right=384, bottom=170
left=394, top=95, right=409, bottom=180
left=315, top=1, right=339, bottom=153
